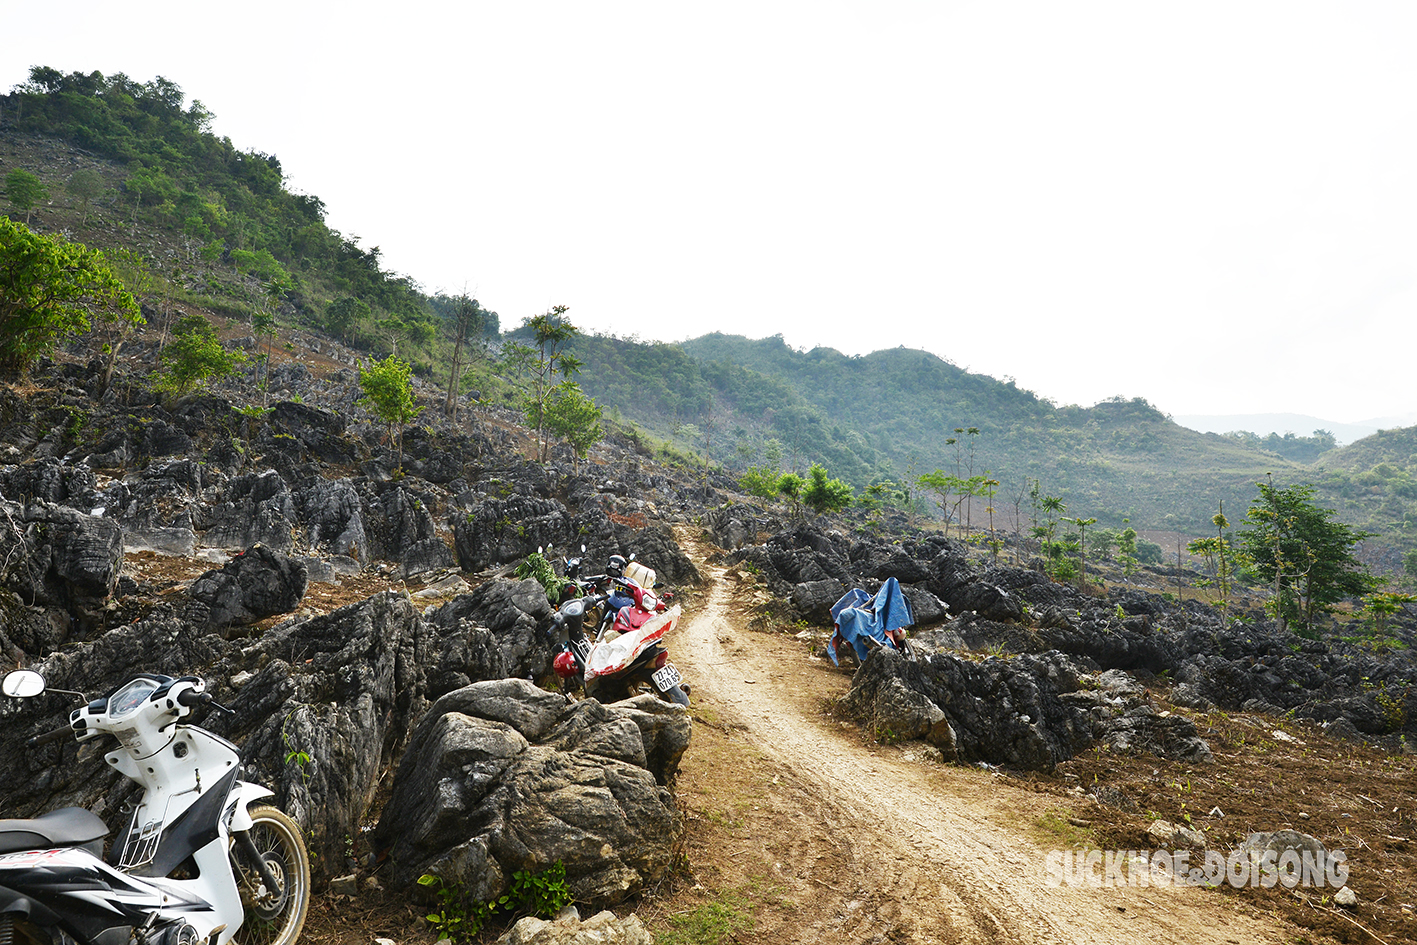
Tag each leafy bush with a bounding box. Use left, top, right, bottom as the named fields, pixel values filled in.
left=802, top=463, right=853, bottom=515
left=157, top=313, right=244, bottom=394
left=515, top=550, right=560, bottom=605
left=739, top=465, right=782, bottom=500
left=418, top=861, right=573, bottom=943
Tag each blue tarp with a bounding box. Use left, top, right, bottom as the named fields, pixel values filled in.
left=827, top=577, right=915, bottom=666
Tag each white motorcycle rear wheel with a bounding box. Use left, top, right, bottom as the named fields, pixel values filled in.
left=231, top=806, right=310, bottom=945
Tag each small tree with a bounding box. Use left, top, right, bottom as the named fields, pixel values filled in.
left=803, top=463, right=853, bottom=516
left=123, top=166, right=176, bottom=224
left=65, top=169, right=104, bottom=225
left=778, top=472, right=805, bottom=518
left=501, top=306, right=581, bottom=463
left=1358, top=591, right=1417, bottom=643
left=0, top=218, right=141, bottom=377
left=1187, top=505, right=1236, bottom=620
left=5, top=170, right=48, bottom=224
left=358, top=355, right=423, bottom=470
left=101, top=249, right=158, bottom=393
left=1033, top=495, right=1071, bottom=581
left=158, top=313, right=245, bottom=395
left=1071, top=516, right=1097, bottom=589
left=982, top=477, right=1002, bottom=564
left=739, top=465, right=783, bottom=500
left=252, top=308, right=277, bottom=402
left=1118, top=523, right=1140, bottom=578
left=326, top=296, right=370, bottom=345
left=1238, top=479, right=1379, bottom=634
left=542, top=381, right=602, bottom=472
left=443, top=293, right=487, bottom=422
left=917, top=470, right=960, bottom=537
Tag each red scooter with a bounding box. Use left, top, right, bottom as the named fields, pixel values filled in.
left=548, top=579, right=689, bottom=707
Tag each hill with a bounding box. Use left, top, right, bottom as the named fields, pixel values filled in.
left=673, top=333, right=1305, bottom=533
left=5, top=65, right=1417, bottom=570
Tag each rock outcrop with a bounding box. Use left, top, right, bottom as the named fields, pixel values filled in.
left=371, top=681, right=690, bottom=905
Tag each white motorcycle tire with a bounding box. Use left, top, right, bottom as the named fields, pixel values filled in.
left=231, top=806, right=311, bottom=945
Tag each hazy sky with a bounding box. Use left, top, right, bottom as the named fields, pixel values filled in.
left=7, top=2, right=1415, bottom=424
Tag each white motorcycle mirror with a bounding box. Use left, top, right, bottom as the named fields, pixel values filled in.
left=2, top=670, right=46, bottom=698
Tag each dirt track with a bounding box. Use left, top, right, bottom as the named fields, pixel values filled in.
left=673, top=546, right=1298, bottom=944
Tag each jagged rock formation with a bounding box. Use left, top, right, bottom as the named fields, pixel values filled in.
left=840, top=648, right=1211, bottom=771
left=182, top=543, right=309, bottom=634
left=370, top=681, right=690, bottom=904
left=718, top=510, right=1417, bottom=754
left=0, top=384, right=706, bottom=904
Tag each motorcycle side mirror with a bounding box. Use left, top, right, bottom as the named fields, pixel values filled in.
left=2, top=670, right=46, bottom=698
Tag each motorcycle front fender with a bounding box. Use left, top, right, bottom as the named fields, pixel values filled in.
left=225, top=781, right=276, bottom=833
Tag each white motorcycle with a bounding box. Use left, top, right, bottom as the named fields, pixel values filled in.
left=0, top=670, right=309, bottom=945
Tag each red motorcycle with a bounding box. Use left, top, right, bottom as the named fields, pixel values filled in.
left=548, top=578, right=689, bottom=707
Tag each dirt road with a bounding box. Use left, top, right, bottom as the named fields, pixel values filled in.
left=672, top=548, right=1297, bottom=944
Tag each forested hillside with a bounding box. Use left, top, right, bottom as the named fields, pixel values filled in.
left=5, top=65, right=1417, bottom=570
left=0, top=67, right=436, bottom=353
left=675, top=333, right=1305, bottom=533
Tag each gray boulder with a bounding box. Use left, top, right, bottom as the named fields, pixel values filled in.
left=454, top=496, right=576, bottom=572
left=372, top=681, right=688, bottom=906
left=0, top=458, right=97, bottom=507
left=618, top=523, right=701, bottom=586
left=840, top=648, right=1208, bottom=771
left=0, top=590, right=433, bottom=880
left=203, top=470, right=298, bottom=552
left=0, top=499, right=122, bottom=633
left=900, top=585, right=948, bottom=626
left=497, top=911, right=652, bottom=945
left=942, top=581, right=1024, bottom=623
left=297, top=478, right=369, bottom=563
left=183, top=544, right=309, bottom=635
left=424, top=578, right=555, bottom=683
left=363, top=483, right=455, bottom=578
left=792, top=579, right=845, bottom=625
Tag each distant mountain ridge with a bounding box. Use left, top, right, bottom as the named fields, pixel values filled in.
left=1175, top=413, right=1417, bottom=447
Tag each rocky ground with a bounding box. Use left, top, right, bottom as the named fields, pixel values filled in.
left=652, top=539, right=1417, bottom=945
left=1, top=314, right=1415, bottom=945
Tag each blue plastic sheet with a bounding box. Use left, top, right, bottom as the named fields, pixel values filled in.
left=827, top=577, right=915, bottom=666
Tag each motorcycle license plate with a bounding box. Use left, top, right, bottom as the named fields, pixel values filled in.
left=651, top=662, right=683, bottom=692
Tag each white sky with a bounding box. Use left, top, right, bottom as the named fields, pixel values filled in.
left=7, top=2, right=1416, bottom=423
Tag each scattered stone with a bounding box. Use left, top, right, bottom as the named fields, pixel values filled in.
left=328, top=874, right=358, bottom=896
left=495, top=910, right=652, bottom=945
left=1334, top=886, right=1357, bottom=908
left=1147, top=819, right=1205, bottom=849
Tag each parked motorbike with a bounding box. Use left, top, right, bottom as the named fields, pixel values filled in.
left=0, top=669, right=310, bottom=945
left=548, top=579, right=689, bottom=707
left=554, top=546, right=599, bottom=606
